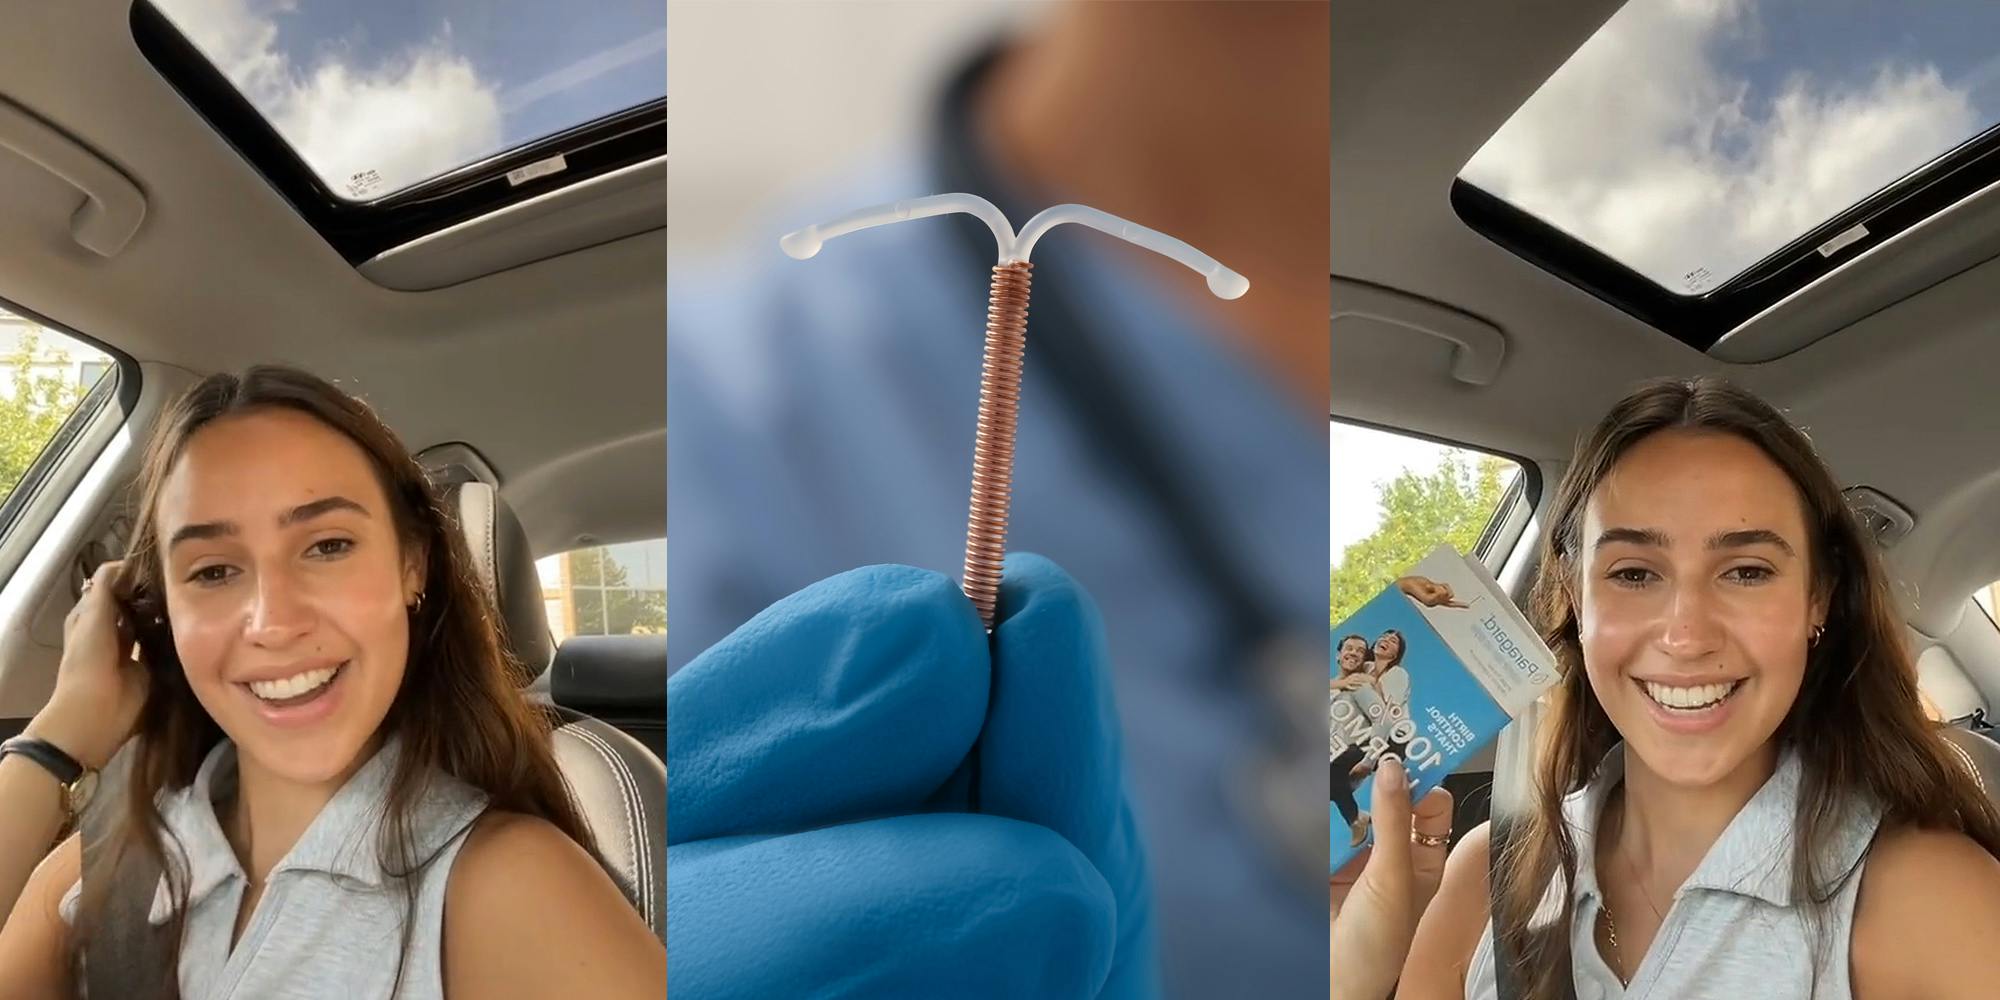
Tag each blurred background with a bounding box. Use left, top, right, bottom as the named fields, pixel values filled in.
left=669, top=2, right=1037, bottom=252
left=669, top=2, right=1329, bottom=995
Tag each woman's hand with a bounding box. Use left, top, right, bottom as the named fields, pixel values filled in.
left=1332, top=674, right=1372, bottom=692
left=1396, top=576, right=1468, bottom=610
left=1330, top=757, right=1454, bottom=1000
left=25, top=560, right=149, bottom=769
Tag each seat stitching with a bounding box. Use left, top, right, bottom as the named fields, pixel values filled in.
left=1944, top=738, right=1984, bottom=793
left=556, top=725, right=634, bottom=896
left=577, top=724, right=648, bottom=926
left=561, top=724, right=648, bottom=925
left=477, top=485, right=498, bottom=600
left=593, top=724, right=652, bottom=927
left=575, top=723, right=649, bottom=925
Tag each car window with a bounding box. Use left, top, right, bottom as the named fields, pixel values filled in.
left=0, top=309, right=116, bottom=512
left=536, top=538, right=666, bottom=642
left=1330, top=421, right=1526, bottom=625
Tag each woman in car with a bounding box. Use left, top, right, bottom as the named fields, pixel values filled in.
left=1332, top=634, right=1378, bottom=847
left=1379, top=376, right=2000, bottom=998
left=0, top=367, right=664, bottom=997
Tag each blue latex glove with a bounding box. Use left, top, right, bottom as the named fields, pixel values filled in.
left=668, top=553, right=1158, bottom=999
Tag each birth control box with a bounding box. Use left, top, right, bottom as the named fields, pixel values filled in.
left=1330, top=543, right=1559, bottom=873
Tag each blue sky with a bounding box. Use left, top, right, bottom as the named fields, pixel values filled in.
left=1462, top=0, right=2000, bottom=293
left=153, top=0, right=666, bottom=196
left=1747, top=1, right=2000, bottom=105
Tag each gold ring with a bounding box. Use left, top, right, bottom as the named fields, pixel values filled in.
left=1411, top=830, right=1451, bottom=849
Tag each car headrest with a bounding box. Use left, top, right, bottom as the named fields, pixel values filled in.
left=444, top=479, right=553, bottom=685
left=1917, top=644, right=1986, bottom=721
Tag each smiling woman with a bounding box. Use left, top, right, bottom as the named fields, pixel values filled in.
left=0, top=366, right=664, bottom=998
left=1394, top=376, right=2000, bottom=1000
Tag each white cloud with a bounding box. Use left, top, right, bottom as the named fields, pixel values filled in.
left=1462, top=0, right=1978, bottom=292
left=277, top=50, right=503, bottom=195
left=154, top=0, right=294, bottom=96
left=155, top=0, right=503, bottom=197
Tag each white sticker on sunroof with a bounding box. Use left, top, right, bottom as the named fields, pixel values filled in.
left=506, top=154, right=568, bottom=187
left=1460, top=0, right=2000, bottom=296
left=1816, top=223, right=1871, bottom=258
left=346, top=168, right=386, bottom=199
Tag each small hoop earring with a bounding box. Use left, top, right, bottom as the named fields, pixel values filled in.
left=1810, top=623, right=1825, bottom=647
left=409, top=592, right=425, bottom=613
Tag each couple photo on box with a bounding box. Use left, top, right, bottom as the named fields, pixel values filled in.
left=1330, top=575, right=1471, bottom=847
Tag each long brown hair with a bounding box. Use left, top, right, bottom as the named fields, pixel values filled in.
left=69, top=366, right=599, bottom=995
left=1492, top=375, right=2000, bottom=997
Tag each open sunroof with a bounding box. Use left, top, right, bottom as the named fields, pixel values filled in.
left=1454, top=0, right=2000, bottom=350
left=136, top=0, right=666, bottom=264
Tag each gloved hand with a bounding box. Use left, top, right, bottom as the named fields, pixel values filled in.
left=668, top=553, right=1158, bottom=999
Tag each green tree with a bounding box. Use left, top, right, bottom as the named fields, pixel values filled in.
left=1330, top=453, right=1512, bottom=625
left=0, top=332, right=90, bottom=507
left=599, top=551, right=666, bottom=635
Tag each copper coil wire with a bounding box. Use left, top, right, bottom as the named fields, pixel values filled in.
left=961, top=261, right=1033, bottom=629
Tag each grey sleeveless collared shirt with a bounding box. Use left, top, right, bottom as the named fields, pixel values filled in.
left=1464, top=745, right=1884, bottom=1000
left=61, top=736, right=489, bottom=999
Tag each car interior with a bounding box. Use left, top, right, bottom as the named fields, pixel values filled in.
left=0, top=1, right=664, bottom=941
left=1333, top=0, right=2000, bottom=876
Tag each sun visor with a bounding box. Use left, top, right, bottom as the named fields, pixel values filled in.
left=357, top=156, right=664, bottom=292
left=1712, top=175, right=2000, bottom=363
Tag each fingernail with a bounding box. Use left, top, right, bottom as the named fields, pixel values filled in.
left=1379, top=755, right=1406, bottom=792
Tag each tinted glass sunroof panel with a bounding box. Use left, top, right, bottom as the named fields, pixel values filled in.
left=149, top=0, right=666, bottom=201
left=1460, top=0, right=2000, bottom=295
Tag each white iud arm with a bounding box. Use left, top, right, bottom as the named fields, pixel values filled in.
left=780, top=192, right=1249, bottom=300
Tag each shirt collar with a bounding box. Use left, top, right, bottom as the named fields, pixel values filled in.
left=1565, top=742, right=1879, bottom=913
left=149, top=736, right=484, bottom=924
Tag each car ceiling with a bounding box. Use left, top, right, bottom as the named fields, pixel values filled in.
left=1332, top=0, right=2000, bottom=638
left=0, top=0, right=665, bottom=556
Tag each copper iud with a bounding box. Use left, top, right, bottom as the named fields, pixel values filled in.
left=783, top=195, right=1247, bottom=629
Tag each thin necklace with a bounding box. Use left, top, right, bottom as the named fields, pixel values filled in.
left=1600, top=905, right=1621, bottom=980
left=1601, top=798, right=1667, bottom=985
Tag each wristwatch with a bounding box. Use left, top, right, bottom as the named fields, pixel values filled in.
left=0, top=735, right=99, bottom=823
